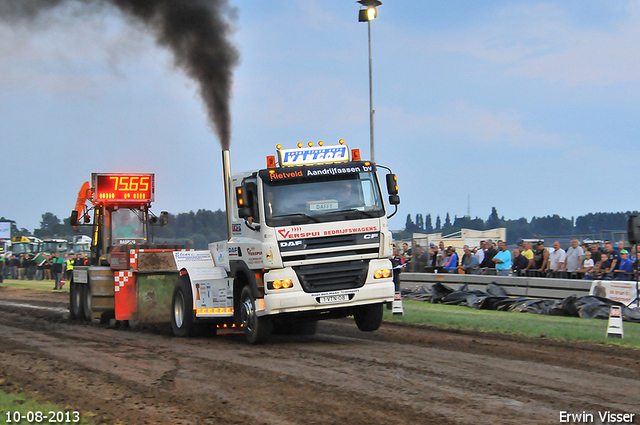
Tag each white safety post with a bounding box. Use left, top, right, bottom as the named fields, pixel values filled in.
left=606, top=305, right=624, bottom=338
left=392, top=291, right=404, bottom=315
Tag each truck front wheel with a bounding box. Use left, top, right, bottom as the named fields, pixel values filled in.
left=240, top=286, right=271, bottom=344
left=354, top=303, right=384, bottom=332
left=171, top=276, right=195, bottom=337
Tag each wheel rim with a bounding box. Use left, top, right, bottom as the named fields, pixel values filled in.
left=241, top=297, right=255, bottom=332
left=174, top=292, right=185, bottom=328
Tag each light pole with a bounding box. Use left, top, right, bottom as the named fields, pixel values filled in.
left=357, top=0, right=381, bottom=162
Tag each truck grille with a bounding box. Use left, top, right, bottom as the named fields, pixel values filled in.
left=303, top=234, right=358, bottom=249
left=284, top=248, right=379, bottom=263
left=293, top=260, right=368, bottom=293
left=280, top=232, right=380, bottom=265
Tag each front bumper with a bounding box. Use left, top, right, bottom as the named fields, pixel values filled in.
left=260, top=258, right=394, bottom=316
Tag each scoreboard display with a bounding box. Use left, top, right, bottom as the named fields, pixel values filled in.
left=92, top=173, right=154, bottom=203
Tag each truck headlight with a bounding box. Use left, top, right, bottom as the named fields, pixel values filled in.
left=268, top=279, right=293, bottom=290
left=374, top=269, right=391, bottom=279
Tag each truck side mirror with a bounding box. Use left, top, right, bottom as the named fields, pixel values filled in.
left=238, top=207, right=252, bottom=219
left=386, top=174, right=398, bottom=195
left=159, top=211, right=169, bottom=226
left=385, top=174, right=400, bottom=205
left=70, top=210, right=79, bottom=226
left=235, top=186, right=253, bottom=219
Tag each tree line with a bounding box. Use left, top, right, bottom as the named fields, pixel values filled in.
left=1, top=209, right=229, bottom=250
left=398, top=207, right=638, bottom=244
left=2, top=207, right=636, bottom=248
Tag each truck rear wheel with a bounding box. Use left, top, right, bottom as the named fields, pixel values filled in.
left=171, top=276, right=195, bottom=337
left=69, top=282, right=84, bottom=320
left=81, top=283, right=92, bottom=322
left=354, top=303, right=384, bottom=332
left=240, top=286, right=271, bottom=344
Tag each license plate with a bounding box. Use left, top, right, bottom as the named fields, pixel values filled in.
left=318, top=294, right=349, bottom=304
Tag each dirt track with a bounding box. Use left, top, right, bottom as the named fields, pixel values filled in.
left=0, top=286, right=639, bottom=425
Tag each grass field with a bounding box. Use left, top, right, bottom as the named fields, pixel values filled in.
left=0, top=279, right=69, bottom=292
left=383, top=299, right=640, bottom=348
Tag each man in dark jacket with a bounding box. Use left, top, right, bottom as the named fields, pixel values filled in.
left=10, top=255, right=19, bottom=279
left=51, top=253, right=65, bottom=290
left=512, top=249, right=530, bottom=276
left=480, top=240, right=498, bottom=273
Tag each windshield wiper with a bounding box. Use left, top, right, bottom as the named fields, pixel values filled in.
left=332, top=208, right=377, bottom=218
left=271, top=213, right=320, bottom=223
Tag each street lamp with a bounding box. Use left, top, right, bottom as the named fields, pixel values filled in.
left=357, top=0, right=381, bottom=162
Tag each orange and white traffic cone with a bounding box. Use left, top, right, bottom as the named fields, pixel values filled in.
left=60, top=278, right=66, bottom=289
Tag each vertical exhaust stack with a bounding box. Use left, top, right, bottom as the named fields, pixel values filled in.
left=222, top=149, right=233, bottom=240
left=3, top=1, right=240, bottom=242
left=2, top=2, right=240, bottom=236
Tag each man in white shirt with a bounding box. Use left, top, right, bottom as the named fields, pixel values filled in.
left=436, top=241, right=447, bottom=267
left=475, top=240, right=485, bottom=264
left=565, top=238, right=584, bottom=275
left=548, top=241, right=567, bottom=277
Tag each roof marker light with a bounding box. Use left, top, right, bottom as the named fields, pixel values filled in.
left=297, top=142, right=303, bottom=148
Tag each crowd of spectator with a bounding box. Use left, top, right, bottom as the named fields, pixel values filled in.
left=399, top=239, right=638, bottom=281
left=0, top=252, right=88, bottom=289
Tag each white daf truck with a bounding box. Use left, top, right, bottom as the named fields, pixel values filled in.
left=169, top=141, right=400, bottom=343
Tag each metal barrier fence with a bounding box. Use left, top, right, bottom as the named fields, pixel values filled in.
left=421, top=267, right=632, bottom=280
left=399, top=272, right=594, bottom=301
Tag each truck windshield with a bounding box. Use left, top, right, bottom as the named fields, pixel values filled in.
left=12, top=243, right=40, bottom=255
left=43, top=242, right=68, bottom=253
left=262, top=169, right=385, bottom=227
left=111, top=209, right=145, bottom=245
left=11, top=243, right=30, bottom=255
left=70, top=243, right=90, bottom=253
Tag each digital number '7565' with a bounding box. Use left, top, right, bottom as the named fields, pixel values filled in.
left=109, top=176, right=150, bottom=192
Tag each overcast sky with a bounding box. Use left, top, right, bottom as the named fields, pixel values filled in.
left=2, top=0, right=640, bottom=234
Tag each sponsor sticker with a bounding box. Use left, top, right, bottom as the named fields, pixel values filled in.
left=280, top=145, right=349, bottom=166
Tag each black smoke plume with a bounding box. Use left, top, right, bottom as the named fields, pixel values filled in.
left=0, top=0, right=239, bottom=150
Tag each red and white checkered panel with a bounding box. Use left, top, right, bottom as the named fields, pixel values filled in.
left=114, top=271, right=133, bottom=292
left=114, top=271, right=136, bottom=320
left=129, top=250, right=139, bottom=269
